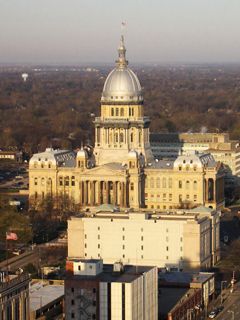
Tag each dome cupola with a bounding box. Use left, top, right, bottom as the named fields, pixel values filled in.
left=101, top=36, right=143, bottom=104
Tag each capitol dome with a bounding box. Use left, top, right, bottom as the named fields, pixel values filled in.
left=101, top=36, right=143, bottom=104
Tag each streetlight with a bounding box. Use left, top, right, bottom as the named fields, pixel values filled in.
left=221, top=280, right=227, bottom=305
left=228, top=310, right=234, bottom=320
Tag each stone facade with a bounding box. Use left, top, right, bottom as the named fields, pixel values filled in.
left=68, top=207, right=220, bottom=271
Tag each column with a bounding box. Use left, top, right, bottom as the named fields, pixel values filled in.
left=106, top=181, right=109, bottom=204
left=79, top=181, right=83, bottom=205
left=113, top=182, right=117, bottom=205
left=120, top=182, right=124, bottom=207
left=97, top=181, right=101, bottom=205
left=213, top=179, right=216, bottom=202
left=205, top=179, right=208, bottom=202
left=124, top=182, right=127, bottom=207
left=83, top=181, right=88, bottom=205
left=90, top=181, right=94, bottom=206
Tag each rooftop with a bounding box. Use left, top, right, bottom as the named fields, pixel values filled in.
left=67, top=264, right=154, bottom=283
left=30, top=283, right=64, bottom=312
left=159, top=271, right=214, bottom=286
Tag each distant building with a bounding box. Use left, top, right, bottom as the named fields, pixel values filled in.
left=68, top=206, right=220, bottom=271
left=29, top=36, right=224, bottom=213
left=161, top=287, right=202, bottom=320
left=150, top=132, right=240, bottom=189
left=0, top=150, right=23, bottom=162
left=0, top=272, right=30, bottom=320
left=29, top=281, right=64, bottom=320
left=65, top=259, right=158, bottom=320
left=159, top=271, right=215, bottom=307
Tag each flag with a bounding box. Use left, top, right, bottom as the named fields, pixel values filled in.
left=6, top=232, right=18, bottom=241
left=121, top=22, right=126, bottom=29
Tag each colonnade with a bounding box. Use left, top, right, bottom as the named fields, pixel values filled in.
left=79, top=180, right=128, bottom=207
left=205, top=177, right=224, bottom=203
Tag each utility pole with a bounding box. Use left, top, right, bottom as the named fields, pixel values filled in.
left=220, top=280, right=227, bottom=305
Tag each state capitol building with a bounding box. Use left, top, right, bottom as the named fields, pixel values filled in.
left=29, top=36, right=225, bottom=212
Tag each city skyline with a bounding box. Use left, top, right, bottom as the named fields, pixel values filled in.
left=1, top=0, right=240, bottom=64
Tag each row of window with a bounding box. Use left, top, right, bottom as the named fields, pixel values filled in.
left=110, top=107, right=135, bottom=117
left=146, top=193, right=198, bottom=202
left=146, top=177, right=198, bottom=190
left=33, top=162, right=52, bottom=169
left=59, top=176, right=75, bottom=186
left=34, top=177, right=52, bottom=186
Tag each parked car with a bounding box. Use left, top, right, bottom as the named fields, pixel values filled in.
left=208, top=309, right=219, bottom=319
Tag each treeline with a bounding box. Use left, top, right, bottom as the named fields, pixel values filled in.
left=1, top=64, right=240, bottom=153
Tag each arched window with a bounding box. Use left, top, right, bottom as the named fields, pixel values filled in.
left=116, top=108, right=119, bottom=116
left=150, top=178, right=154, bottom=188
left=111, top=108, right=114, bottom=116
left=65, top=176, right=69, bottom=186
left=59, top=177, right=63, bottom=186
left=41, top=178, right=45, bottom=186
left=168, top=178, right=172, bottom=188
left=130, top=182, right=134, bottom=191
left=132, top=107, right=134, bottom=116
left=115, top=133, right=118, bottom=143
left=120, top=133, right=124, bottom=143
left=48, top=162, right=51, bottom=169
left=34, top=177, right=38, bottom=186
left=162, top=177, right=166, bottom=188
left=130, top=133, right=134, bottom=143
left=120, top=108, right=124, bottom=116
left=71, top=176, right=75, bottom=186
left=193, top=180, right=197, bottom=190
left=179, top=180, right=182, bottom=189
left=156, top=177, right=160, bottom=188
left=186, top=181, right=190, bottom=190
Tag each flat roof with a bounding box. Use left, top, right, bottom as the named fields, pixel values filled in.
left=159, top=271, right=214, bottom=285
left=67, top=265, right=154, bottom=284
left=30, top=283, right=64, bottom=312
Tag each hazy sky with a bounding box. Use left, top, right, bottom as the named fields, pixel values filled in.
left=1, top=0, right=240, bottom=64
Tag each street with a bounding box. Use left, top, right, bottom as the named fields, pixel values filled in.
left=213, top=282, right=240, bottom=320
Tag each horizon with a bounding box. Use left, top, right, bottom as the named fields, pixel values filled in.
left=1, top=0, right=240, bottom=64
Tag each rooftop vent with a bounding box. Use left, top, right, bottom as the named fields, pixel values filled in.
left=113, top=261, right=124, bottom=273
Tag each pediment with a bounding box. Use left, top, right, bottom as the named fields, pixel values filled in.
left=80, top=164, right=125, bottom=177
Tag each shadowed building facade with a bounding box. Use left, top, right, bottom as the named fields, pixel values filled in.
left=29, top=37, right=225, bottom=211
